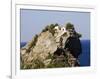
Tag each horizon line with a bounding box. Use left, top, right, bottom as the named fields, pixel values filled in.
left=20, top=39, right=90, bottom=43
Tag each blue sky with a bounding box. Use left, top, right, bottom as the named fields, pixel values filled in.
left=20, top=9, right=90, bottom=42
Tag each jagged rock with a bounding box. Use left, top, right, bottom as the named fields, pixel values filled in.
left=21, top=31, right=58, bottom=69
left=20, top=25, right=81, bottom=69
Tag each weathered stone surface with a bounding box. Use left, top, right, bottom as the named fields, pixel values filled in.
left=20, top=26, right=81, bottom=69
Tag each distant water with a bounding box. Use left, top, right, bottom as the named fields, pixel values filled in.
left=20, top=42, right=26, bottom=48
left=20, top=40, right=90, bottom=66
left=79, top=40, right=90, bottom=66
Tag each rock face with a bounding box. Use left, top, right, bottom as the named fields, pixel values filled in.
left=20, top=26, right=81, bottom=69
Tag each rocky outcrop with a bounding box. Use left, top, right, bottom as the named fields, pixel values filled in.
left=20, top=25, right=81, bottom=69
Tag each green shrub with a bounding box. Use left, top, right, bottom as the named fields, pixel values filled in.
left=33, top=59, right=45, bottom=69
left=42, top=23, right=59, bottom=35
left=47, top=58, right=69, bottom=68
left=26, top=34, right=38, bottom=53
left=42, top=25, right=49, bottom=32
left=21, top=58, right=45, bottom=69
left=65, top=22, right=74, bottom=30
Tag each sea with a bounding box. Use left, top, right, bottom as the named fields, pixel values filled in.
left=20, top=40, right=90, bottom=67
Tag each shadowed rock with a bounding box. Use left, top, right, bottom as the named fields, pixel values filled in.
left=20, top=24, right=82, bottom=69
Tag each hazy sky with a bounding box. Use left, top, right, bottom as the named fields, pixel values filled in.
left=20, top=9, right=90, bottom=42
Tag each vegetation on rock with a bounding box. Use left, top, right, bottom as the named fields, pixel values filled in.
left=20, top=23, right=81, bottom=69
left=42, top=23, right=59, bottom=35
